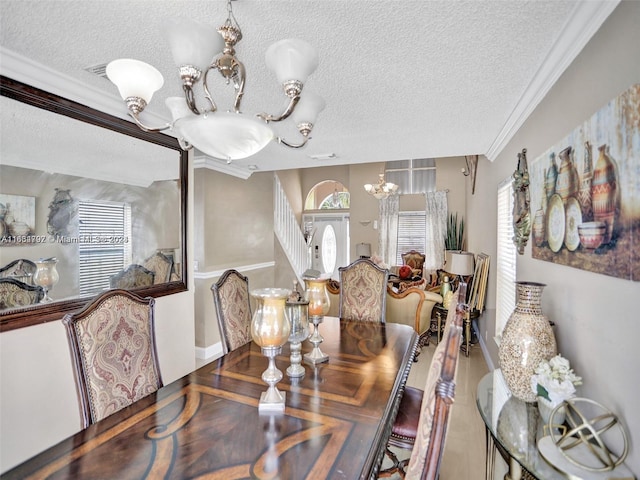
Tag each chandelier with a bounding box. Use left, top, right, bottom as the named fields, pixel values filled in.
left=105, top=0, right=325, bottom=163
left=364, top=173, right=398, bottom=199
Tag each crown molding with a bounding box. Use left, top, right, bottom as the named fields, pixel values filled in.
left=485, top=0, right=620, bottom=161
left=0, top=46, right=171, bottom=128
left=193, top=155, right=253, bottom=179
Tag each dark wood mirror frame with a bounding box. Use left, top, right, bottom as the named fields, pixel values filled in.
left=0, top=76, right=188, bottom=332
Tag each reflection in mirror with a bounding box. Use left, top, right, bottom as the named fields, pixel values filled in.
left=0, top=76, right=188, bottom=331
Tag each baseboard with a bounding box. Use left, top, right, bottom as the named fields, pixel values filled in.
left=195, top=342, right=223, bottom=361
left=473, top=320, right=496, bottom=371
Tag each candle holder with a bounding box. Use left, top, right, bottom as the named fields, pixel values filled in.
left=303, top=278, right=330, bottom=365
left=250, top=288, right=291, bottom=411
left=286, top=299, right=309, bottom=378
left=33, top=257, right=59, bottom=303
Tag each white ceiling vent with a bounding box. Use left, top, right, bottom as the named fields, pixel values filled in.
left=84, top=63, right=108, bottom=79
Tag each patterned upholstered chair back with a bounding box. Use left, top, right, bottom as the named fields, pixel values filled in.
left=0, top=259, right=37, bottom=285
left=63, top=289, right=163, bottom=428
left=109, top=264, right=155, bottom=289
left=143, top=252, right=174, bottom=284
left=402, top=250, right=426, bottom=277
left=338, top=258, right=389, bottom=323
left=211, top=269, right=253, bottom=354
left=0, top=278, right=44, bottom=309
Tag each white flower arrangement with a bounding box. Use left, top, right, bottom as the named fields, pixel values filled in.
left=531, top=354, right=582, bottom=406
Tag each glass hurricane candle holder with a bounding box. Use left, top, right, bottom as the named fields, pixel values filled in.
left=33, top=257, right=59, bottom=303
left=285, top=299, right=309, bottom=378
left=303, top=278, right=330, bottom=364
left=250, top=288, right=291, bottom=411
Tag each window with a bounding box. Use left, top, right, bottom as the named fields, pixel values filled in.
left=304, top=180, right=350, bottom=210
left=78, top=200, right=132, bottom=296
left=496, top=178, right=517, bottom=337
left=385, top=158, right=436, bottom=194
left=395, top=211, right=426, bottom=264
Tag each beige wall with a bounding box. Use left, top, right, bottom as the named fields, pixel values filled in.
left=0, top=155, right=196, bottom=473
left=470, top=1, right=639, bottom=470
left=0, top=165, right=180, bottom=299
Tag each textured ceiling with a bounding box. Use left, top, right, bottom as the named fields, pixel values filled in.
left=0, top=0, right=618, bottom=177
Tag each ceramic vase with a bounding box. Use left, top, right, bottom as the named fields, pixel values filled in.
left=591, top=144, right=619, bottom=245
left=533, top=207, right=546, bottom=247
left=577, top=141, right=593, bottom=222
left=499, top=281, right=557, bottom=403
left=544, top=153, right=558, bottom=204
left=555, top=146, right=579, bottom=205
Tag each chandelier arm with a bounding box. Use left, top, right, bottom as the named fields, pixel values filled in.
left=257, top=95, right=300, bottom=123
left=201, top=67, right=219, bottom=113
left=183, top=84, right=214, bottom=115
left=232, top=61, right=246, bottom=113
left=129, top=112, right=172, bottom=133
left=277, top=134, right=309, bottom=149
left=177, top=137, right=192, bottom=151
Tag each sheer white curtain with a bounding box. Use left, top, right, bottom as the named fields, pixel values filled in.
left=424, top=191, right=448, bottom=271
left=378, top=195, right=399, bottom=267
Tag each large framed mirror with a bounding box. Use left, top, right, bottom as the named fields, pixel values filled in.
left=0, top=76, right=188, bottom=331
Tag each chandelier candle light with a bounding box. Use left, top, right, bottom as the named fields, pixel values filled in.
left=364, top=173, right=398, bottom=199
left=250, top=288, right=291, bottom=411
left=106, top=0, right=325, bottom=163
left=303, top=278, right=330, bottom=364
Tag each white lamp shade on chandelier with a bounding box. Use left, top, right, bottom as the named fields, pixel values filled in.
left=163, top=18, right=225, bottom=72
left=175, top=112, right=274, bottom=161
left=265, top=38, right=319, bottom=85
left=106, top=59, right=164, bottom=105
left=105, top=0, right=325, bottom=163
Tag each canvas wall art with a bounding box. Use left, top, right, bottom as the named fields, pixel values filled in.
left=0, top=194, right=36, bottom=245
left=529, top=83, right=639, bottom=281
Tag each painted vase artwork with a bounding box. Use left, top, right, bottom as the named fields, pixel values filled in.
left=529, top=84, right=639, bottom=282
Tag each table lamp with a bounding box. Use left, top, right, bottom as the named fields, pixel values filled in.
left=444, top=250, right=475, bottom=297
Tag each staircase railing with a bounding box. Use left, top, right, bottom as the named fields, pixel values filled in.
left=273, top=173, right=310, bottom=285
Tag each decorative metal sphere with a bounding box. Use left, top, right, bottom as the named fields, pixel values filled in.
left=548, top=397, right=629, bottom=472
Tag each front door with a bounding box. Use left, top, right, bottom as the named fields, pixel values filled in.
left=303, top=213, right=349, bottom=280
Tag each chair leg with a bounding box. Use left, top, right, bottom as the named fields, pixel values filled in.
left=378, top=447, right=406, bottom=478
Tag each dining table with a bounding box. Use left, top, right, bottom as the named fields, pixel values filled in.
left=3, top=317, right=418, bottom=480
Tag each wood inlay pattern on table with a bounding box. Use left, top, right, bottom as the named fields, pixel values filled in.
left=4, top=319, right=418, bottom=480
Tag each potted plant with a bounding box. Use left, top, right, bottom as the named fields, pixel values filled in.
left=445, top=213, right=465, bottom=250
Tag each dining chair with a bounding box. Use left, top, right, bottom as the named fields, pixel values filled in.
left=0, top=258, right=37, bottom=284
left=0, top=277, right=44, bottom=309
left=62, top=289, right=163, bottom=429
left=142, top=251, right=174, bottom=284
left=380, top=284, right=465, bottom=479
left=211, top=269, right=253, bottom=354
left=109, top=264, right=155, bottom=289
left=338, top=258, right=389, bottom=323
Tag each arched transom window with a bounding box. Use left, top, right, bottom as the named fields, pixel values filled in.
left=304, top=180, right=350, bottom=210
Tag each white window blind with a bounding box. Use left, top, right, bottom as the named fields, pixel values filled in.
left=496, top=179, right=516, bottom=337
left=396, top=211, right=426, bottom=264
left=78, top=200, right=132, bottom=296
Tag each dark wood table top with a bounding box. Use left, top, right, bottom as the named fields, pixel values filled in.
left=4, top=317, right=417, bottom=480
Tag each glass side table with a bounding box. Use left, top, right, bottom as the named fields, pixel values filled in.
left=476, top=370, right=635, bottom=480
